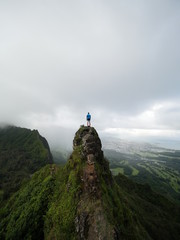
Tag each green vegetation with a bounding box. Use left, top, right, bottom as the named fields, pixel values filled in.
left=44, top=147, right=84, bottom=239
left=0, top=144, right=84, bottom=240
left=95, top=158, right=151, bottom=240
left=1, top=157, right=180, bottom=240
left=114, top=173, right=180, bottom=240
left=111, top=167, right=124, bottom=175
left=0, top=165, right=55, bottom=240
left=131, top=166, right=139, bottom=176
left=105, top=149, right=180, bottom=204
left=0, top=126, right=180, bottom=239
left=0, top=126, right=53, bottom=203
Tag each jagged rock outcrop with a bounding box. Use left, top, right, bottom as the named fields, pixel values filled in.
left=73, top=127, right=103, bottom=160
left=73, top=126, right=115, bottom=240
left=74, top=127, right=103, bottom=196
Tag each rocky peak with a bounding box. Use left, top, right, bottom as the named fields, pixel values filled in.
left=73, top=126, right=112, bottom=196
left=73, top=126, right=103, bottom=196
left=72, top=126, right=115, bottom=239
left=73, top=126, right=103, bottom=163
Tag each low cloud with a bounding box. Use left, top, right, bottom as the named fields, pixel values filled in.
left=0, top=0, right=180, bottom=147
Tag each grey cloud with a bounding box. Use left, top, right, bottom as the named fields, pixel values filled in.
left=0, top=0, right=180, bottom=146
left=155, top=102, right=180, bottom=130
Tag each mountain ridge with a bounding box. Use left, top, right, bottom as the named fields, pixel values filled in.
left=0, top=126, right=180, bottom=239
left=0, top=126, right=53, bottom=203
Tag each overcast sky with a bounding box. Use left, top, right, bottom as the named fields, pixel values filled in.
left=1, top=0, right=180, bottom=147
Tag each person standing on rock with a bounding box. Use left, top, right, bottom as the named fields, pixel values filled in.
left=86, top=112, right=91, bottom=127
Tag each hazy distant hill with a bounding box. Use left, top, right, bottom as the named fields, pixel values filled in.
left=0, top=126, right=53, bottom=202
left=102, top=137, right=172, bottom=154
left=0, top=126, right=180, bottom=240
left=51, top=148, right=70, bottom=165
left=104, top=140, right=180, bottom=204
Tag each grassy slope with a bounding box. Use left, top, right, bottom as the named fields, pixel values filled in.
left=115, top=173, right=180, bottom=240
left=0, top=154, right=180, bottom=239
left=0, top=146, right=84, bottom=240
left=0, top=126, right=53, bottom=202
left=0, top=165, right=55, bottom=240
left=105, top=149, right=180, bottom=204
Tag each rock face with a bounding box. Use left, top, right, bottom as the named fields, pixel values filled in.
left=73, top=126, right=115, bottom=240
left=73, top=126, right=103, bottom=159
left=74, top=127, right=103, bottom=196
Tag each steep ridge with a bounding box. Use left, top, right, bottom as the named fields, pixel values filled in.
left=73, top=127, right=115, bottom=239
left=0, top=126, right=180, bottom=240
left=44, top=126, right=153, bottom=240
left=0, top=126, right=53, bottom=202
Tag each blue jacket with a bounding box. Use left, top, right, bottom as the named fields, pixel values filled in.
left=86, top=113, right=91, bottom=121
